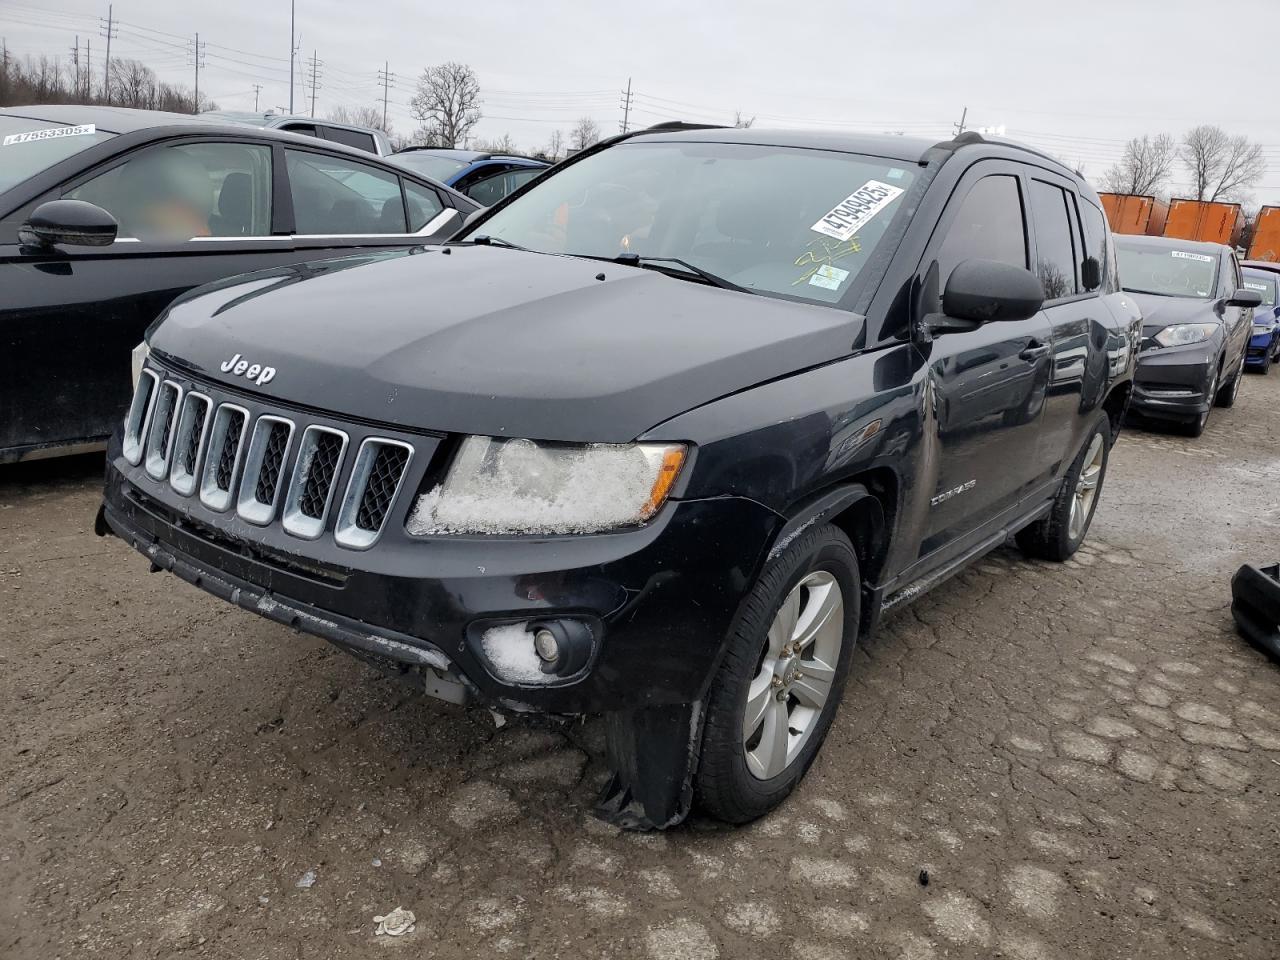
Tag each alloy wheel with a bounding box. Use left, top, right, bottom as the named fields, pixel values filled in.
left=742, top=571, right=845, bottom=780
left=1068, top=433, right=1105, bottom=541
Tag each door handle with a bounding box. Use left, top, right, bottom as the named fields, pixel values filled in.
left=1019, top=342, right=1051, bottom=362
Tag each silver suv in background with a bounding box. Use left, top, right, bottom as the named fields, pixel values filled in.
left=201, top=111, right=392, bottom=156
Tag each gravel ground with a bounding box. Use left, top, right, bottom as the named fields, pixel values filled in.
left=2, top=372, right=1278, bottom=959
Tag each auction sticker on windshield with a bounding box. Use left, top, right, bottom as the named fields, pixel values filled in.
left=811, top=180, right=904, bottom=242
left=808, top=263, right=850, bottom=290
left=3, top=124, right=96, bottom=146
left=1171, top=250, right=1214, bottom=263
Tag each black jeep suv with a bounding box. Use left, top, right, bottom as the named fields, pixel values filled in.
left=100, top=126, right=1141, bottom=829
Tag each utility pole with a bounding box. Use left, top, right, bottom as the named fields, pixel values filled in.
left=619, top=77, right=633, bottom=134
left=71, top=35, right=79, bottom=98
left=952, top=106, right=967, bottom=137
left=253, top=83, right=262, bottom=112
left=99, top=4, right=117, bottom=104
left=377, top=61, right=393, bottom=131
left=288, top=0, right=296, bottom=113
left=189, top=32, right=206, bottom=112
left=306, top=50, right=322, bottom=118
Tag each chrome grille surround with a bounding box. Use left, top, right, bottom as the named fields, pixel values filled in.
left=143, top=380, right=183, bottom=481
left=236, top=415, right=295, bottom=525
left=198, top=403, right=250, bottom=512
left=168, top=392, right=212, bottom=496
left=334, top=438, right=415, bottom=550
left=123, top=369, right=159, bottom=466
left=281, top=426, right=349, bottom=540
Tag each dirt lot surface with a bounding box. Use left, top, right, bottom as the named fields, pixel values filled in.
left=3, top=374, right=1279, bottom=960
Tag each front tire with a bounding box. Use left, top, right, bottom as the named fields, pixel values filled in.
left=694, top=524, right=859, bottom=824
left=1016, top=414, right=1111, bottom=561
left=1216, top=355, right=1243, bottom=407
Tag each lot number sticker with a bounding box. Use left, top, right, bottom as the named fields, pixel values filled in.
left=1171, top=250, right=1213, bottom=263
left=1244, top=281, right=1268, bottom=292
left=3, top=124, right=96, bottom=146
left=811, top=180, right=904, bottom=242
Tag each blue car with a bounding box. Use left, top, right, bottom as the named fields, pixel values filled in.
left=1242, top=266, right=1280, bottom=373
left=387, top=149, right=548, bottom=206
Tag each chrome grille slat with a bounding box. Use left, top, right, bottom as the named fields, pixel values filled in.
left=143, top=380, right=183, bottom=481
left=198, top=404, right=249, bottom=512
left=122, top=369, right=159, bottom=465
left=281, top=426, right=348, bottom=540
left=236, top=416, right=294, bottom=526
left=168, top=393, right=212, bottom=496
left=334, top=438, right=414, bottom=550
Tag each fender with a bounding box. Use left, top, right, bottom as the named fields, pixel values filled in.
left=766, top=483, right=883, bottom=563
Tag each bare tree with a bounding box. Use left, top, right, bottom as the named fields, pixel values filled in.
left=108, top=58, right=155, bottom=109
left=474, top=132, right=517, bottom=154
left=571, top=116, right=600, bottom=151
left=327, top=105, right=391, bottom=134
left=1101, top=134, right=1175, bottom=196
left=410, top=62, right=481, bottom=148
left=733, top=110, right=755, bottom=128
left=1180, top=124, right=1267, bottom=202
left=546, top=129, right=565, bottom=161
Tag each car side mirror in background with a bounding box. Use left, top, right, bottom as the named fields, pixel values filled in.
left=1226, top=287, right=1263, bottom=308
left=19, top=199, right=118, bottom=249
left=938, top=258, right=1046, bottom=328
left=1081, top=256, right=1102, bottom=291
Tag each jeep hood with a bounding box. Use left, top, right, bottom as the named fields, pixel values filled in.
left=150, top=246, right=862, bottom=443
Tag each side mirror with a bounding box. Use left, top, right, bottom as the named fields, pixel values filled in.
left=19, top=199, right=118, bottom=248
left=941, top=259, right=1045, bottom=325
left=1081, top=256, right=1102, bottom=291
left=1227, top=288, right=1263, bottom=308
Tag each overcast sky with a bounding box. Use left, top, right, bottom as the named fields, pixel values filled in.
left=5, top=0, right=1280, bottom=203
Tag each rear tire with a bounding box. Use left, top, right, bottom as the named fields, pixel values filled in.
left=1016, top=414, right=1110, bottom=562
left=694, top=523, right=859, bottom=824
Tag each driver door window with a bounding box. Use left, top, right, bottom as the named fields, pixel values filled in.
left=285, top=149, right=407, bottom=234
left=65, top=141, right=272, bottom=240
left=935, top=174, right=1028, bottom=288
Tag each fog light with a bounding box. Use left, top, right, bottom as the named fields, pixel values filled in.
left=533, top=628, right=560, bottom=663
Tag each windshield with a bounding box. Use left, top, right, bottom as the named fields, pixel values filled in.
left=1116, top=242, right=1218, bottom=299
left=394, top=152, right=470, bottom=181
left=0, top=116, right=116, bottom=193
left=467, top=140, right=917, bottom=306
left=1242, top=272, right=1277, bottom=307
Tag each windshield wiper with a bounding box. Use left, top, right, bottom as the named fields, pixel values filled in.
left=453, top=235, right=531, bottom=251
left=611, top=253, right=749, bottom=293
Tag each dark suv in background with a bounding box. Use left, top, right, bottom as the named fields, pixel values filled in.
left=100, top=126, right=1140, bottom=829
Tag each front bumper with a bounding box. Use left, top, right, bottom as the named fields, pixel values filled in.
left=1129, top=344, right=1217, bottom=421
left=102, top=438, right=779, bottom=715
left=1245, top=331, right=1275, bottom=366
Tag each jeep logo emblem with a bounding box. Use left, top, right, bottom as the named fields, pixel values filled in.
left=219, top=353, right=276, bottom=386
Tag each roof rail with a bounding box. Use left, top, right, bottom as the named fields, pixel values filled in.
left=927, top=130, right=1085, bottom=181
left=640, top=120, right=729, bottom=132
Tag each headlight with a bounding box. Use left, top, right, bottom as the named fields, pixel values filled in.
left=407, top=437, right=687, bottom=535
left=1153, top=323, right=1217, bottom=347
left=130, top=341, right=150, bottom=388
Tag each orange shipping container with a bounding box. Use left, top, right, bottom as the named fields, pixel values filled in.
left=1246, top=206, right=1280, bottom=262
left=1163, top=199, right=1244, bottom=246
left=1099, top=193, right=1169, bottom=236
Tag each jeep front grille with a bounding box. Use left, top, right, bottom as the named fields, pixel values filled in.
left=282, top=426, right=348, bottom=540
left=123, top=368, right=417, bottom=548
left=333, top=439, right=414, bottom=550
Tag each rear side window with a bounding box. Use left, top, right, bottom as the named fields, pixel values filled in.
left=66, top=141, right=272, bottom=239
left=936, top=174, right=1028, bottom=284
left=1078, top=201, right=1112, bottom=292
left=405, top=181, right=445, bottom=231
left=1029, top=180, right=1079, bottom=300
left=322, top=126, right=377, bottom=154
left=286, top=149, right=406, bottom=234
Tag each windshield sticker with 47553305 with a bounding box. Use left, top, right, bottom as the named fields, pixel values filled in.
left=3, top=124, right=96, bottom=146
